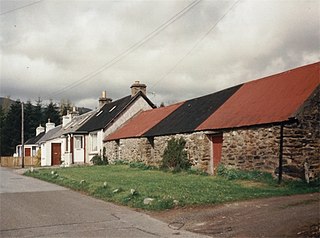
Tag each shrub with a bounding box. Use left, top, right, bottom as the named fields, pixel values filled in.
left=161, top=137, right=191, bottom=172
left=91, top=155, right=108, bottom=166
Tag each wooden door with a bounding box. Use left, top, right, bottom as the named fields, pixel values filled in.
left=211, top=134, right=223, bottom=174
left=51, top=143, right=61, bottom=165
left=25, top=148, right=31, bottom=157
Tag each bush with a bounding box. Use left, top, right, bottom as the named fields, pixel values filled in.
left=161, top=137, right=191, bottom=172
left=91, top=155, right=108, bottom=166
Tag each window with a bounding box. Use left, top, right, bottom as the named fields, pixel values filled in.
left=91, top=133, right=98, bottom=152
left=75, top=136, right=83, bottom=149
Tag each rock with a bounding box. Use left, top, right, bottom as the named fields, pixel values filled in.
left=51, top=171, right=56, bottom=175
left=143, top=198, right=154, bottom=205
left=113, top=189, right=120, bottom=193
left=103, top=182, right=108, bottom=188
left=130, top=189, right=137, bottom=195
left=80, top=180, right=86, bottom=184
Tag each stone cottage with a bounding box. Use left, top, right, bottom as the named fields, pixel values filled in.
left=104, top=62, right=319, bottom=180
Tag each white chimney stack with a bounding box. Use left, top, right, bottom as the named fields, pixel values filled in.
left=45, top=119, right=55, bottom=132
left=36, top=124, right=45, bottom=136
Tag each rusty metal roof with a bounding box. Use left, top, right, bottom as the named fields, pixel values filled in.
left=197, top=62, right=320, bottom=130
left=104, top=102, right=183, bottom=141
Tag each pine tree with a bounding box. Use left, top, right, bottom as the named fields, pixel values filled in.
left=43, top=101, right=60, bottom=125
left=33, top=97, right=43, bottom=127
left=24, top=101, right=34, bottom=140
left=0, top=105, right=6, bottom=156
left=3, top=100, right=22, bottom=155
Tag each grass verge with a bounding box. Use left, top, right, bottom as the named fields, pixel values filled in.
left=24, top=165, right=319, bottom=210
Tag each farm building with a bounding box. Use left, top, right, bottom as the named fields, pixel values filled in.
left=104, top=62, right=319, bottom=180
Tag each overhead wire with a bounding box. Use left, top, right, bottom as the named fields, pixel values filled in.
left=50, top=0, right=202, bottom=98
left=0, top=0, right=43, bottom=16
left=149, top=0, right=241, bottom=92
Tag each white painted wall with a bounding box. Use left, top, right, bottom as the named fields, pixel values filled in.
left=104, top=97, right=153, bottom=137
left=41, top=137, right=66, bottom=166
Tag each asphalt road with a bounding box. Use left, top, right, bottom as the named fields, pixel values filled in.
left=0, top=167, right=207, bottom=238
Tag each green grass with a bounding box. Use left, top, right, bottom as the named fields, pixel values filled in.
left=24, top=165, right=319, bottom=210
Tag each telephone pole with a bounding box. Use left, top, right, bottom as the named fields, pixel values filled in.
left=21, top=102, right=24, bottom=168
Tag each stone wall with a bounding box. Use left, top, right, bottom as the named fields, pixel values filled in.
left=221, top=126, right=280, bottom=174
left=221, top=87, right=319, bottom=180
left=104, top=132, right=212, bottom=171
left=282, top=87, right=319, bottom=180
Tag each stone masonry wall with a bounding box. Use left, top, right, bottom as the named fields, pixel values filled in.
left=282, top=87, right=319, bottom=180
left=221, top=126, right=280, bottom=174
left=221, top=87, right=319, bottom=180
left=104, top=132, right=212, bottom=172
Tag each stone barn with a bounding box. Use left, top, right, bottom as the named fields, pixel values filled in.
left=104, top=62, right=319, bottom=180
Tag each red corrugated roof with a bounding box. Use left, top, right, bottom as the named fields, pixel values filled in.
left=197, top=62, right=320, bottom=130
left=104, top=102, right=184, bottom=141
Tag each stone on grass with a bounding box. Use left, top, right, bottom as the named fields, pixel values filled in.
left=130, top=189, right=137, bottom=195
left=143, top=198, right=154, bottom=205
left=80, top=180, right=86, bottom=184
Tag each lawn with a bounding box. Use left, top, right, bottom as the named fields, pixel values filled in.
left=24, top=165, right=319, bottom=210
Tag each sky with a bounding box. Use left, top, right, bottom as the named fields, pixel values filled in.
left=0, top=0, right=319, bottom=109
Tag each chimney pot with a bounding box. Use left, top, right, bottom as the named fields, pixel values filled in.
left=99, top=90, right=112, bottom=107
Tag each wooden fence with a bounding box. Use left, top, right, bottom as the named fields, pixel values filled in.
left=0, top=156, right=39, bottom=168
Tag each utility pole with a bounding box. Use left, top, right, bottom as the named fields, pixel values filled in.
left=21, top=102, right=24, bottom=168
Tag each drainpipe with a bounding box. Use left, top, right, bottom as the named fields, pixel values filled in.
left=278, top=123, right=284, bottom=184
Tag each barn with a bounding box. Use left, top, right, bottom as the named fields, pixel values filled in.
left=104, top=62, right=319, bottom=180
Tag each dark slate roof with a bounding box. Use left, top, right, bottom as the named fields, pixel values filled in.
left=144, top=84, right=242, bottom=137
left=77, top=91, right=155, bottom=133
left=38, top=125, right=63, bottom=144
left=25, top=132, right=45, bottom=145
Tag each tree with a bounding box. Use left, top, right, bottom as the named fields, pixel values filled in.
left=0, top=105, right=6, bottom=156
left=2, top=100, right=22, bottom=155
left=24, top=101, right=35, bottom=140
left=43, top=101, right=60, bottom=125
left=33, top=97, right=43, bottom=127
left=60, top=99, right=73, bottom=116
left=161, top=137, right=191, bottom=172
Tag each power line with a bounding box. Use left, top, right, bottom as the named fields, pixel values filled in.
left=150, top=0, right=241, bottom=91
left=50, top=0, right=202, bottom=97
left=0, top=0, right=43, bottom=16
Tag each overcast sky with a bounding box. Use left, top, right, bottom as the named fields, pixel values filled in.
left=1, top=0, right=319, bottom=109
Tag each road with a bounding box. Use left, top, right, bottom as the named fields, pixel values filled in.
left=0, top=167, right=206, bottom=238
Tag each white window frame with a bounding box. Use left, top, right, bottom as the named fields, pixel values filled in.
left=90, top=132, right=98, bottom=152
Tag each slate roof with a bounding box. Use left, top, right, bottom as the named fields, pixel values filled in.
left=62, top=110, right=97, bottom=135
left=105, top=102, right=184, bottom=141
left=144, top=84, right=242, bottom=137
left=25, top=132, right=45, bottom=145
left=197, top=62, right=320, bottom=130
left=77, top=91, right=155, bottom=133
left=38, top=125, right=63, bottom=144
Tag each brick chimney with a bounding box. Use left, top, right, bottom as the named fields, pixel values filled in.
left=99, top=90, right=112, bottom=107
left=130, top=81, right=146, bottom=97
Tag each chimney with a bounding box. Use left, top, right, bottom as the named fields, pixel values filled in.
left=45, top=119, right=55, bottom=132
left=36, top=124, right=45, bottom=136
left=99, top=90, right=112, bottom=107
left=130, top=81, right=146, bottom=97
left=62, top=114, right=72, bottom=128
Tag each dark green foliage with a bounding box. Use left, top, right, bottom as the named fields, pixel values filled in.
left=43, top=101, right=60, bottom=125
left=0, top=105, right=6, bottom=155
left=217, top=165, right=275, bottom=182
left=161, top=137, right=191, bottom=172
left=2, top=100, right=22, bottom=155
left=91, top=155, right=108, bottom=165
left=129, top=162, right=156, bottom=170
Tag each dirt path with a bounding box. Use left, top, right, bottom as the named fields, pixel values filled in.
left=148, top=193, right=320, bottom=237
